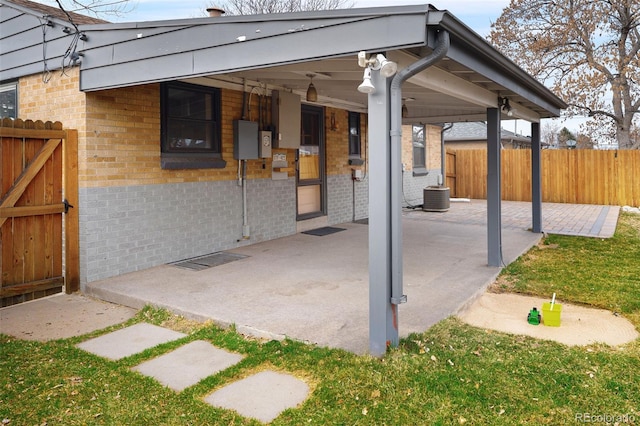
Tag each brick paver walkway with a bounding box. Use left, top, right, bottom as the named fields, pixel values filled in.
left=405, top=200, right=620, bottom=238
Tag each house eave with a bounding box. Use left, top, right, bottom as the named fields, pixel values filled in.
left=77, top=7, right=433, bottom=92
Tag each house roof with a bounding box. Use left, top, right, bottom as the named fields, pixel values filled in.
left=2, top=0, right=106, bottom=25
left=444, top=121, right=530, bottom=143
left=1, top=1, right=567, bottom=123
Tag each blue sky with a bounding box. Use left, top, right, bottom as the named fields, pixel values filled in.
left=110, top=0, right=509, bottom=37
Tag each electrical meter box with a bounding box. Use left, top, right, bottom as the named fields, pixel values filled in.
left=233, top=120, right=259, bottom=160
left=259, top=131, right=272, bottom=158
left=272, top=90, right=301, bottom=149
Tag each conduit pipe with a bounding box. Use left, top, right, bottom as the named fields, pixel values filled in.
left=389, top=29, right=450, bottom=304
left=441, top=122, right=453, bottom=184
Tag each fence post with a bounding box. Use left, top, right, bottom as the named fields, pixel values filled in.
left=64, top=129, right=80, bottom=293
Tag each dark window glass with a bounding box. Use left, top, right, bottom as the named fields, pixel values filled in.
left=0, top=82, right=18, bottom=119
left=348, top=111, right=361, bottom=157
left=412, top=124, right=426, bottom=169
left=161, top=82, right=220, bottom=153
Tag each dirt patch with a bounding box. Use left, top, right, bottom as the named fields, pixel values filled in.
left=458, top=293, right=638, bottom=347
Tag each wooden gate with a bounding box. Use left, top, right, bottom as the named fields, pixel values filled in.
left=445, top=150, right=457, bottom=197
left=1, top=119, right=79, bottom=307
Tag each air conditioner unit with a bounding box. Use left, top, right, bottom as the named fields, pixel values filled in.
left=423, top=186, right=450, bottom=212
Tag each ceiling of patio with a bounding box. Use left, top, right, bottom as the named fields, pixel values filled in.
left=184, top=47, right=552, bottom=125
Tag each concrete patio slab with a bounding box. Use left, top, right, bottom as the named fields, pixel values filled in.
left=76, top=323, right=186, bottom=360
left=68, top=201, right=620, bottom=355
left=204, top=370, right=310, bottom=423
left=132, top=340, right=244, bottom=391
left=85, top=214, right=541, bottom=354
left=0, top=293, right=136, bottom=341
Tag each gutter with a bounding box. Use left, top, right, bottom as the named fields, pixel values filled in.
left=389, top=29, right=450, bottom=305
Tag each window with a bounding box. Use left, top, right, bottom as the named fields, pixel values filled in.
left=0, top=81, right=18, bottom=119
left=348, top=111, right=363, bottom=165
left=160, top=81, right=225, bottom=169
left=412, top=124, right=427, bottom=175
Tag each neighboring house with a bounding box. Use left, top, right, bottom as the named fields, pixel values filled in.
left=443, top=121, right=541, bottom=150
left=0, top=1, right=565, bottom=292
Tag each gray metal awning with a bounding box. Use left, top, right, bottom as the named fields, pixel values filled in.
left=76, top=4, right=566, bottom=122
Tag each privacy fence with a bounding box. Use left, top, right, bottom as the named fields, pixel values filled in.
left=449, top=149, right=640, bottom=207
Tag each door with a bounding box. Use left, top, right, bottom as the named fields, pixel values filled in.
left=297, top=105, right=325, bottom=220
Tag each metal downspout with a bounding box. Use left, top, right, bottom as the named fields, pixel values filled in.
left=389, top=30, right=450, bottom=304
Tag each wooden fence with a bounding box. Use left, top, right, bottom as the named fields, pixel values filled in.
left=449, top=149, right=640, bottom=206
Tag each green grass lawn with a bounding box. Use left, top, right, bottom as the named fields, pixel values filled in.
left=2, top=213, right=639, bottom=425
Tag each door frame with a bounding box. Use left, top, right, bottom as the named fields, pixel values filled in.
left=296, top=104, right=326, bottom=221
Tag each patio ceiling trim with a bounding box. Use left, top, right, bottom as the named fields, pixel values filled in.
left=389, top=50, right=542, bottom=123
left=427, top=11, right=567, bottom=115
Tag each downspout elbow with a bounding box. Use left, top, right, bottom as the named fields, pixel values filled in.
left=390, top=30, right=450, bottom=107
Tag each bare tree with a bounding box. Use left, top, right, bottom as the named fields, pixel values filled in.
left=541, top=121, right=560, bottom=148
left=212, top=0, right=354, bottom=15
left=489, top=0, right=640, bottom=149
left=48, top=0, right=134, bottom=18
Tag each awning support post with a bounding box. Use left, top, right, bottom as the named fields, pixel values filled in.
left=531, top=122, right=543, bottom=233
left=368, top=68, right=394, bottom=357
left=487, top=107, right=502, bottom=267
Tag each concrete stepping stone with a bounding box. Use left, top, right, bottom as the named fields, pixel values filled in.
left=76, top=323, right=186, bottom=360
left=204, top=370, right=310, bottom=423
left=132, top=340, right=244, bottom=391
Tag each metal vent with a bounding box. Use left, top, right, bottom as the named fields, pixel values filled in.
left=170, top=252, right=248, bottom=271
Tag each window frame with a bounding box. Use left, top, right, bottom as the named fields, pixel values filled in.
left=348, top=111, right=364, bottom=165
left=412, top=123, right=428, bottom=176
left=0, top=81, right=18, bottom=119
left=160, top=81, right=225, bottom=169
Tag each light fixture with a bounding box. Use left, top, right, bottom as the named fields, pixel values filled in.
left=373, top=53, right=398, bottom=78
left=306, top=74, right=318, bottom=102
left=357, top=68, right=375, bottom=94
left=356, top=51, right=399, bottom=95
left=501, top=97, right=513, bottom=117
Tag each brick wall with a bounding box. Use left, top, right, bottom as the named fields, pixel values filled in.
left=426, top=124, right=442, bottom=169
left=327, top=174, right=368, bottom=224
left=400, top=123, right=442, bottom=171
left=445, top=141, right=486, bottom=150
left=18, top=68, right=87, bottom=138
left=325, top=108, right=367, bottom=176
left=398, top=124, right=443, bottom=205
left=79, top=178, right=297, bottom=285
left=83, top=85, right=281, bottom=187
